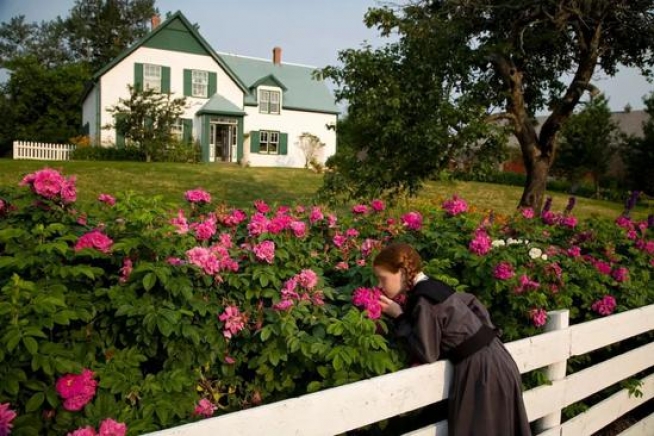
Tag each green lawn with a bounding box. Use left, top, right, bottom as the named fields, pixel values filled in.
left=0, top=159, right=650, bottom=220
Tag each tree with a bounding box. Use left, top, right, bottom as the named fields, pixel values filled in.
left=0, top=56, right=90, bottom=155
left=322, top=1, right=654, bottom=210
left=107, top=85, right=187, bottom=162
left=64, top=0, right=157, bottom=70
left=625, top=93, right=654, bottom=196
left=0, top=1, right=157, bottom=154
left=297, top=133, right=326, bottom=169
left=552, top=94, right=621, bottom=197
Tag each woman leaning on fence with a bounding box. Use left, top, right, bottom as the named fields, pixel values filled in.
left=373, top=243, right=532, bottom=436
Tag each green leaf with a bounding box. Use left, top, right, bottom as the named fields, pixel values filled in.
left=23, top=336, right=38, bottom=355
left=260, top=326, right=272, bottom=342
left=307, top=381, right=322, bottom=393
left=25, top=392, right=45, bottom=412
left=143, top=272, right=156, bottom=291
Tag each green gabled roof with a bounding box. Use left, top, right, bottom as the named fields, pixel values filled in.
left=250, top=74, right=288, bottom=91
left=218, top=53, right=339, bottom=115
left=197, top=94, right=246, bottom=116
left=88, top=11, right=247, bottom=92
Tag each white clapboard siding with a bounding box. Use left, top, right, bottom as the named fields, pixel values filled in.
left=145, top=304, right=654, bottom=436
left=13, top=140, right=75, bottom=161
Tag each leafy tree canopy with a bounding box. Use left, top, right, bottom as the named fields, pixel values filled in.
left=0, top=0, right=157, bottom=155
left=553, top=94, right=622, bottom=197
left=107, top=85, right=187, bottom=162
left=322, top=0, right=654, bottom=210
left=625, top=93, right=654, bottom=196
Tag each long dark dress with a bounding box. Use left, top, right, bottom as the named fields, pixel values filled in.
left=393, top=277, right=532, bottom=436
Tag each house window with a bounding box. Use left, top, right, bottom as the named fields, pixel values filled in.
left=192, top=70, right=208, bottom=97
left=259, top=90, right=281, bottom=114
left=144, top=64, right=162, bottom=92
left=260, top=130, right=279, bottom=154
left=170, top=119, right=184, bottom=141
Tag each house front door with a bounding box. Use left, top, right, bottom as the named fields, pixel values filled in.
left=209, top=118, right=238, bottom=163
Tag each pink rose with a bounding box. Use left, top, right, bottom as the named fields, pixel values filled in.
left=75, top=230, right=113, bottom=254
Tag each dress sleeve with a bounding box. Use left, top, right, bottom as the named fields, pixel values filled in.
left=394, top=298, right=441, bottom=363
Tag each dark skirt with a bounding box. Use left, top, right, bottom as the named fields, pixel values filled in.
left=448, top=338, right=532, bottom=436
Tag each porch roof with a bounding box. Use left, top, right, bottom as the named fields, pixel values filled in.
left=197, top=95, right=246, bottom=116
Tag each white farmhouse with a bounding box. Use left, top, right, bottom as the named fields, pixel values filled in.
left=81, top=11, right=339, bottom=167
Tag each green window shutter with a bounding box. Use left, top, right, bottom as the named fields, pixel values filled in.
left=115, top=114, right=126, bottom=148
left=250, top=130, right=260, bottom=153
left=182, top=119, right=193, bottom=143
left=280, top=132, right=288, bottom=155
left=208, top=72, right=217, bottom=97
left=161, top=66, right=171, bottom=93
left=134, top=63, right=143, bottom=91
left=183, top=69, right=192, bottom=96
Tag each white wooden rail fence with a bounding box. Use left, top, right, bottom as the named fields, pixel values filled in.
left=147, top=304, right=654, bottom=436
left=12, top=141, right=75, bottom=161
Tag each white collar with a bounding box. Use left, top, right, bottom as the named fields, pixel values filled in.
left=413, top=272, right=428, bottom=285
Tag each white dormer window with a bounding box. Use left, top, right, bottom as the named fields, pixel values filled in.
left=144, top=64, right=162, bottom=92
left=192, top=70, right=208, bottom=97
left=259, top=89, right=281, bottom=114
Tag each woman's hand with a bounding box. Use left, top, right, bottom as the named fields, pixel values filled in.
left=379, top=295, right=404, bottom=318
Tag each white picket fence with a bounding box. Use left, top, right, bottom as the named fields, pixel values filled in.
left=13, top=140, right=76, bottom=161
left=147, top=304, right=654, bottom=436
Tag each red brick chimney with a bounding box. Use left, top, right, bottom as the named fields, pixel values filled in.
left=151, top=14, right=161, bottom=30
left=272, top=46, right=282, bottom=65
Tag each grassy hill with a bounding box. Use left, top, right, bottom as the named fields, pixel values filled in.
left=0, top=159, right=649, bottom=220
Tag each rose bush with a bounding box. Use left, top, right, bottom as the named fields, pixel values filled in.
left=0, top=168, right=652, bottom=434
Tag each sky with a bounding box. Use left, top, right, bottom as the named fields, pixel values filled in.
left=1, top=0, right=653, bottom=113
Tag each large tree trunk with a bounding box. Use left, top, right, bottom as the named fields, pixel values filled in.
left=519, top=155, right=551, bottom=211
left=490, top=15, right=603, bottom=212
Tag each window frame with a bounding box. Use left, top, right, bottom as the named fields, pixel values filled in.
left=258, top=88, right=281, bottom=115
left=259, top=130, right=280, bottom=154
left=170, top=119, right=184, bottom=141
left=191, top=69, right=209, bottom=98
left=143, top=63, right=162, bottom=93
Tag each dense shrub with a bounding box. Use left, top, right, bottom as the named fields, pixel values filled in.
left=0, top=168, right=652, bottom=435
left=70, top=145, right=146, bottom=162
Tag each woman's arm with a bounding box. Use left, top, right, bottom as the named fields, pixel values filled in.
left=394, top=300, right=441, bottom=363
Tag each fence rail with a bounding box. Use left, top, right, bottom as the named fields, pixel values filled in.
left=146, top=304, right=654, bottom=436
left=13, top=140, right=75, bottom=161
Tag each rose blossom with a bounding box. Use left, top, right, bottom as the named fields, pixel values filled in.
left=184, top=189, right=211, bottom=204
left=75, top=230, right=113, bottom=254
left=67, top=427, right=96, bottom=436
left=0, top=403, right=17, bottom=436
left=193, top=398, right=217, bottom=418
left=370, top=199, right=385, bottom=212
left=521, top=208, right=535, bottom=219
left=611, top=267, right=629, bottom=282
left=592, top=295, right=617, bottom=316
left=401, top=211, right=423, bottom=231
left=530, top=308, right=548, bottom=327
left=493, top=262, right=515, bottom=280
left=98, top=418, right=127, bottom=436
left=309, top=206, right=324, bottom=223
left=218, top=306, right=245, bottom=339
left=56, top=369, right=98, bottom=411
left=253, top=241, right=275, bottom=264
left=351, top=204, right=369, bottom=214
left=352, top=287, right=382, bottom=319
left=442, top=195, right=468, bottom=216
left=469, top=228, right=492, bottom=256
left=97, top=193, right=116, bottom=206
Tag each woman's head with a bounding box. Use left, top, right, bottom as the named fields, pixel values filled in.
left=372, top=243, right=422, bottom=298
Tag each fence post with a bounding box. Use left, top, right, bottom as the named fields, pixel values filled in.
left=535, top=309, right=570, bottom=433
